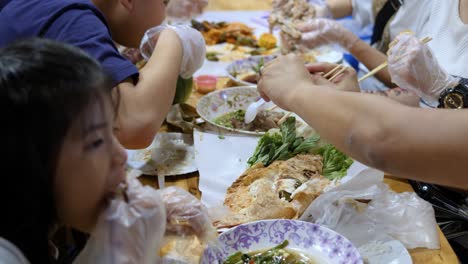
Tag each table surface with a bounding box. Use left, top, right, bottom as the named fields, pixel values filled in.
left=141, top=1, right=460, bottom=263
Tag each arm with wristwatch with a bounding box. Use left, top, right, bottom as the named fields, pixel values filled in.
left=387, top=32, right=467, bottom=109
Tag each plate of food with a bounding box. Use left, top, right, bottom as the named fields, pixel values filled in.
left=226, top=48, right=342, bottom=86
left=196, top=86, right=299, bottom=135
left=191, top=20, right=279, bottom=62
left=126, top=133, right=196, bottom=176
left=202, top=219, right=363, bottom=264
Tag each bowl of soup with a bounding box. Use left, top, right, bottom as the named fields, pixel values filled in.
left=201, top=219, right=363, bottom=264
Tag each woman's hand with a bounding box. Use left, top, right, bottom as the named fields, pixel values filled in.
left=387, top=32, right=459, bottom=103
left=297, top=18, right=360, bottom=50
left=258, top=55, right=360, bottom=111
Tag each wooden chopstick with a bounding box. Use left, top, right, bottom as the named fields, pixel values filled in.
left=274, top=65, right=345, bottom=122
left=358, top=36, right=432, bottom=82
left=323, top=64, right=343, bottom=79
left=328, top=65, right=347, bottom=82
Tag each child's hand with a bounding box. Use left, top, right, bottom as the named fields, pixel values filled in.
left=75, top=178, right=166, bottom=264
left=166, top=0, right=208, bottom=19
left=159, top=187, right=216, bottom=242
left=140, top=24, right=206, bottom=78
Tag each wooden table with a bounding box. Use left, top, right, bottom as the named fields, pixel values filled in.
left=142, top=2, right=460, bottom=263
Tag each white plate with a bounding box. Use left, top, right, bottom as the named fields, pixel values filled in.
left=196, top=86, right=288, bottom=136
left=202, top=219, right=363, bottom=264
left=359, top=238, right=413, bottom=264
left=226, top=48, right=343, bottom=86
left=126, top=133, right=196, bottom=176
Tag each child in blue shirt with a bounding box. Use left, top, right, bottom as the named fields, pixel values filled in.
left=0, top=0, right=206, bottom=148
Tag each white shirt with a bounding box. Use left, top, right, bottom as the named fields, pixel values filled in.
left=0, top=238, right=29, bottom=264
left=353, top=0, right=468, bottom=79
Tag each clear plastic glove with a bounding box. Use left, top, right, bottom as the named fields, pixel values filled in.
left=297, top=18, right=360, bottom=50
left=74, top=178, right=166, bottom=264
left=387, top=33, right=459, bottom=103
left=140, top=24, right=206, bottom=78
left=166, top=0, right=208, bottom=19
left=160, top=187, right=217, bottom=242
left=308, top=0, right=332, bottom=18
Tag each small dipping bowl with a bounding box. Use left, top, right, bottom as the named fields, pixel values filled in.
left=195, top=75, right=217, bottom=94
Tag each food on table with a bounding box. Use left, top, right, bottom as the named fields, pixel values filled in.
left=217, top=153, right=330, bottom=227
left=159, top=234, right=205, bottom=264
left=224, top=240, right=318, bottom=264
left=318, top=144, right=354, bottom=180
left=192, top=20, right=278, bottom=61
left=269, top=0, right=316, bottom=53
left=247, top=117, right=320, bottom=167
left=213, top=109, right=286, bottom=132
left=258, top=33, right=278, bottom=49
left=214, top=117, right=352, bottom=227
left=191, top=20, right=257, bottom=46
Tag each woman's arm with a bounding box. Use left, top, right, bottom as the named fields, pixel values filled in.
left=259, top=55, right=468, bottom=189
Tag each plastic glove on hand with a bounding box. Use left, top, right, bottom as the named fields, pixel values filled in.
left=166, top=0, right=208, bottom=19
left=74, top=178, right=166, bottom=264
left=140, top=24, right=206, bottom=78
left=160, top=186, right=217, bottom=242
left=387, top=32, right=459, bottom=103
left=297, top=18, right=359, bottom=50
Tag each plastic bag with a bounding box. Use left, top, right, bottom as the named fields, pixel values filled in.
left=300, top=166, right=440, bottom=251
left=74, top=178, right=167, bottom=264
left=159, top=187, right=218, bottom=264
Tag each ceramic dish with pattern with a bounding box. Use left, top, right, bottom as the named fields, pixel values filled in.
left=201, top=219, right=363, bottom=264
left=196, top=86, right=293, bottom=136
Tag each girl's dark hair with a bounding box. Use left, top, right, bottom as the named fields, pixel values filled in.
left=0, top=38, right=113, bottom=263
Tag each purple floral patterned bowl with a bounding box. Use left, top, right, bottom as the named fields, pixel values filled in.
left=201, top=219, right=363, bottom=264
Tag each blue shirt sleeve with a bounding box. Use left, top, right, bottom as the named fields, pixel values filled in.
left=44, top=8, right=139, bottom=86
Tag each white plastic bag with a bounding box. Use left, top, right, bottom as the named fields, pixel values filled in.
left=74, top=179, right=167, bottom=264
left=300, top=166, right=440, bottom=250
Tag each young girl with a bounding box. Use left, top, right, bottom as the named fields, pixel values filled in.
left=0, top=38, right=214, bottom=264
left=0, top=38, right=128, bottom=262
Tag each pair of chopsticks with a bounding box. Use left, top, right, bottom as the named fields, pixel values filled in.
left=274, top=37, right=433, bottom=125
left=358, top=36, right=433, bottom=82
left=275, top=64, right=348, bottom=124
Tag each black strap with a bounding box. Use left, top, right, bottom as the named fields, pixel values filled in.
left=371, top=0, right=404, bottom=45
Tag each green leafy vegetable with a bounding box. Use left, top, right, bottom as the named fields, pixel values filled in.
left=247, top=117, right=353, bottom=179
left=251, top=57, right=265, bottom=74
left=214, top=109, right=246, bottom=128
left=223, top=241, right=293, bottom=264
left=317, top=144, right=353, bottom=180
left=247, top=117, right=320, bottom=167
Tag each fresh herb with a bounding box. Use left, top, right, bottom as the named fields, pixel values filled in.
left=206, top=52, right=220, bottom=61
left=251, top=57, right=265, bottom=74
left=224, top=240, right=291, bottom=264
left=317, top=144, right=353, bottom=180
left=218, top=134, right=226, bottom=140
left=247, top=117, right=320, bottom=167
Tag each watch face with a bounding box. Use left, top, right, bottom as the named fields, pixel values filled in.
left=443, top=92, right=464, bottom=109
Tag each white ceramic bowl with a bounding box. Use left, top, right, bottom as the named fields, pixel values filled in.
left=196, top=86, right=287, bottom=136
left=202, top=219, right=363, bottom=264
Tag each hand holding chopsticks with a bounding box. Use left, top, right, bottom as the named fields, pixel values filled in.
left=358, top=36, right=432, bottom=82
